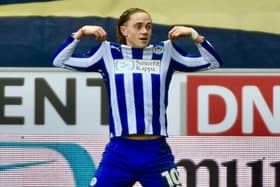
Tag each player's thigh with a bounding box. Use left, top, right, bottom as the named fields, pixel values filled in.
left=89, top=175, right=135, bottom=187
left=89, top=155, right=136, bottom=186
left=89, top=166, right=136, bottom=187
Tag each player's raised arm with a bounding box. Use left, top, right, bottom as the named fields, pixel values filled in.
left=73, top=25, right=107, bottom=41
left=168, top=26, right=205, bottom=43
left=168, top=26, right=223, bottom=71
left=52, top=25, right=107, bottom=70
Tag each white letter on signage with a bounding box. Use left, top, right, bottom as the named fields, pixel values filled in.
left=198, top=86, right=237, bottom=133
left=242, top=86, right=280, bottom=133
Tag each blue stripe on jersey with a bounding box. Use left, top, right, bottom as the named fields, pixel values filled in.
left=115, top=74, right=129, bottom=135
left=151, top=74, right=161, bottom=135
left=201, top=40, right=223, bottom=66
left=131, top=48, right=145, bottom=134
left=172, top=58, right=210, bottom=72
left=109, top=113, right=115, bottom=136
left=172, top=42, right=200, bottom=57
left=151, top=43, right=164, bottom=135
left=132, top=48, right=143, bottom=59
left=110, top=42, right=123, bottom=59
left=133, top=73, right=145, bottom=134
left=163, top=65, right=173, bottom=108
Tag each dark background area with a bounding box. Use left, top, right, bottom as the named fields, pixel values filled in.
left=0, top=16, right=279, bottom=68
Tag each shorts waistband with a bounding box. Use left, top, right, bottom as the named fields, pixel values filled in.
left=110, top=136, right=166, bottom=145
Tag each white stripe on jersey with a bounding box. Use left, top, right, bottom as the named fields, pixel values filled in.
left=103, top=42, right=123, bottom=136
left=124, top=73, right=137, bottom=134
left=121, top=47, right=137, bottom=134
left=142, top=48, right=154, bottom=134
left=170, top=42, right=208, bottom=67
left=159, top=41, right=172, bottom=135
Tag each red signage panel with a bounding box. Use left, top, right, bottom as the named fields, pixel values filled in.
left=187, top=75, right=280, bottom=136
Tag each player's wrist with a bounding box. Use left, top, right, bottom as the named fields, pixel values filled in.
left=190, top=28, right=199, bottom=41
left=72, top=29, right=83, bottom=40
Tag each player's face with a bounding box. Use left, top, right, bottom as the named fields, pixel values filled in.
left=120, top=12, right=152, bottom=48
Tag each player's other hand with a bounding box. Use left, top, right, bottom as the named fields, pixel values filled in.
left=73, top=25, right=107, bottom=41
left=168, top=26, right=204, bottom=43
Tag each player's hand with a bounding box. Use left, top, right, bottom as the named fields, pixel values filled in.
left=168, top=26, right=204, bottom=43
left=73, top=25, right=107, bottom=41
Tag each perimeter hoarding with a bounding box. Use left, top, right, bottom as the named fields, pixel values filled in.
left=0, top=69, right=109, bottom=135
left=1, top=68, right=280, bottom=187
left=1, top=68, right=280, bottom=136
left=0, top=68, right=185, bottom=135
left=187, top=74, right=280, bottom=136
left=1, top=135, right=280, bottom=187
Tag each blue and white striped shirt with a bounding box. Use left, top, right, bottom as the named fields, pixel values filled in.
left=52, top=36, right=222, bottom=137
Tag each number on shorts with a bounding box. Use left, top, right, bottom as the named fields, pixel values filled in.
left=161, top=168, right=182, bottom=187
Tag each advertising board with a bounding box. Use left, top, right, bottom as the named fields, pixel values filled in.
left=0, top=68, right=185, bottom=135
left=187, top=74, right=280, bottom=136
left=1, top=68, right=280, bottom=186
left=1, top=135, right=279, bottom=187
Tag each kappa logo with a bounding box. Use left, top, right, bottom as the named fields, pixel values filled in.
left=110, top=45, right=121, bottom=52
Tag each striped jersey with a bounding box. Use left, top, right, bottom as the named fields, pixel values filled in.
left=52, top=36, right=223, bottom=137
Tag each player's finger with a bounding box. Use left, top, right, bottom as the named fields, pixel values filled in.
left=99, top=29, right=107, bottom=40
left=169, top=30, right=181, bottom=40
left=168, top=31, right=176, bottom=40
left=194, top=35, right=205, bottom=43
left=96, top=30, right=107, bottom=41
left=168, top=27, right=178, bottom=39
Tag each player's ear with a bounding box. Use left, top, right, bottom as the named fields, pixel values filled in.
left=120, top=25, right=127, bottom=37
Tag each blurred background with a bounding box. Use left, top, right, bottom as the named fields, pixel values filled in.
left=0, top=0, right=279, bottom=68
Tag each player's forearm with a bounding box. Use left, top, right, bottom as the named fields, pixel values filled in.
left=52, top=36, right=79, bottom=67
left=197, top=40, right=223, bottom=68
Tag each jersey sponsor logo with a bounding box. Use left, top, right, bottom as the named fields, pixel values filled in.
left=114, top=59, right=160, bottom=74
